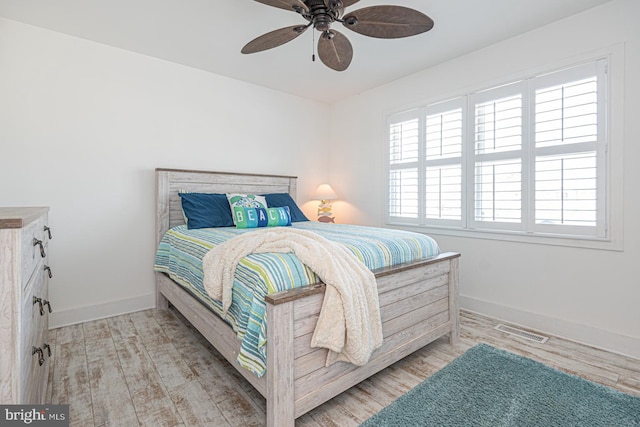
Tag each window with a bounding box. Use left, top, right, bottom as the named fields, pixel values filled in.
left=386, top=59, right=609, bottom=241
left=388, top=99, right=464, bottom=227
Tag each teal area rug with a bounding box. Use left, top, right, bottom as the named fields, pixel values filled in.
left=361, top=344, right=640, bottom=426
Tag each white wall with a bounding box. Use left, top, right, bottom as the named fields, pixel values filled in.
left=329, top=0, right=640, bottom=358
left=0, top=18, right=331, bottom=327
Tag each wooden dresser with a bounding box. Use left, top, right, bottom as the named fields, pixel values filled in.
left=0, top=207, right=52, bottom=404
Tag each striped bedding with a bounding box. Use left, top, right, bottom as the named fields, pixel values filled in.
left=154, top=222, right=440, bottom=377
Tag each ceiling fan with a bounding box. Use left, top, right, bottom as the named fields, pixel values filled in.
left=241, top=0, right=434, bottom=71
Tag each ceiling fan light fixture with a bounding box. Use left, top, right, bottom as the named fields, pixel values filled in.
left=343, top=16, right=358, bottom=26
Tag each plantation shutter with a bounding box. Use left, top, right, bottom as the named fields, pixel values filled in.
left=532, top=60, right=607, bottom=237
left=469, top=82, right=525, bottom=231
left=424, top=99, right=464, bottom=226
left=388, top=112, right=420, bottom=221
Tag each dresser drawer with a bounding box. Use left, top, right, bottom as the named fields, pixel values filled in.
left=23, top=329, right=50, bottom=404
left=21, top=261, right=49, bottom=349
left=20, top=261, right=50, bottom=403
left=20, top=214, right=49, bottom=290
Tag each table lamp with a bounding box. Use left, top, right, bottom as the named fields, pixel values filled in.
left=314, top=184, right=337, bottom=223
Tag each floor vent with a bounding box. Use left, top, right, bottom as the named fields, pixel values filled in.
left=494, top=324, right=549, bottom=344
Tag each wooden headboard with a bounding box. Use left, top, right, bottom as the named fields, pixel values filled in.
left=155, top=168, right=298, bottom=245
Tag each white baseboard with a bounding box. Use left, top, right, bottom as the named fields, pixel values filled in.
left=461, top=295, right=640, bottom=360
left=48, top=293, right=156, bottom=329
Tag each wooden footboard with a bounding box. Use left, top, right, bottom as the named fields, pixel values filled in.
left=265, top=252, right=460, bottom=426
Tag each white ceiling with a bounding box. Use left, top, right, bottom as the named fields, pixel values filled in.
left=0, top=0, right=613, bottom=104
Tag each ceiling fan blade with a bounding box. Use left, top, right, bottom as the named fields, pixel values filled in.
left=242, top=25, right=309, bottom=54
left=254, top=0, right=308, bottom=12
left=317, top=30, right=353, bottom=72
left=342, top=6, right=434, bottom=39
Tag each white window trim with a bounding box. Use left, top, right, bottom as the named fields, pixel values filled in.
left=384, top=45, right=624, bottom=252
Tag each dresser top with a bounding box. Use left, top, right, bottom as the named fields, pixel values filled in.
left=0, top=207, right=49, bottom=229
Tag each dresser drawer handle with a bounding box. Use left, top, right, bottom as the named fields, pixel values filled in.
left=44, top=226, right=52, bottom=240
left=33, top=296, right=44, bottom=315
left=44, top=265, right=53, bottom=278
left=32, top=346, right=45, bottom=366
left=42, top=343, right=52, bottom=358
left=33, top=238, right=46, bottom=258
left=42, top=299, right=52, bottom=313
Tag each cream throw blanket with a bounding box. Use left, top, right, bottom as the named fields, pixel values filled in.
left=202, top=227, right=383, bottom=367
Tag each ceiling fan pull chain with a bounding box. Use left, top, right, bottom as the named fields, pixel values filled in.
left=312, top=30, right=316, bottom=62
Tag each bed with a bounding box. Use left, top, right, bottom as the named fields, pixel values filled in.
left=154, top=168, right=460, bottom=427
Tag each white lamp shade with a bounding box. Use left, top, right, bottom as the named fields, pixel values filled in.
left=314, top=184, right=338, bottom=200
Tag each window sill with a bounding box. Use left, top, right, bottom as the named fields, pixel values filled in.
left=385, top=223, right=623, bottom=252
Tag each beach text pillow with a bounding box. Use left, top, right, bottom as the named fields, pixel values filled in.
left=226, top=194, right=267, bottom=225
left=233, top=206, right=292, bottom=229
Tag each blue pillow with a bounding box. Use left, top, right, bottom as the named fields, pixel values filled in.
left=233, top=206, right=292, bottom=229
left=264, top=193, right=309, bottom=222
left=179, top=193, right=234, bottom=229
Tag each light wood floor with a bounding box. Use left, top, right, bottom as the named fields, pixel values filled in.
left=46, top=309, right=640, bottom=427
